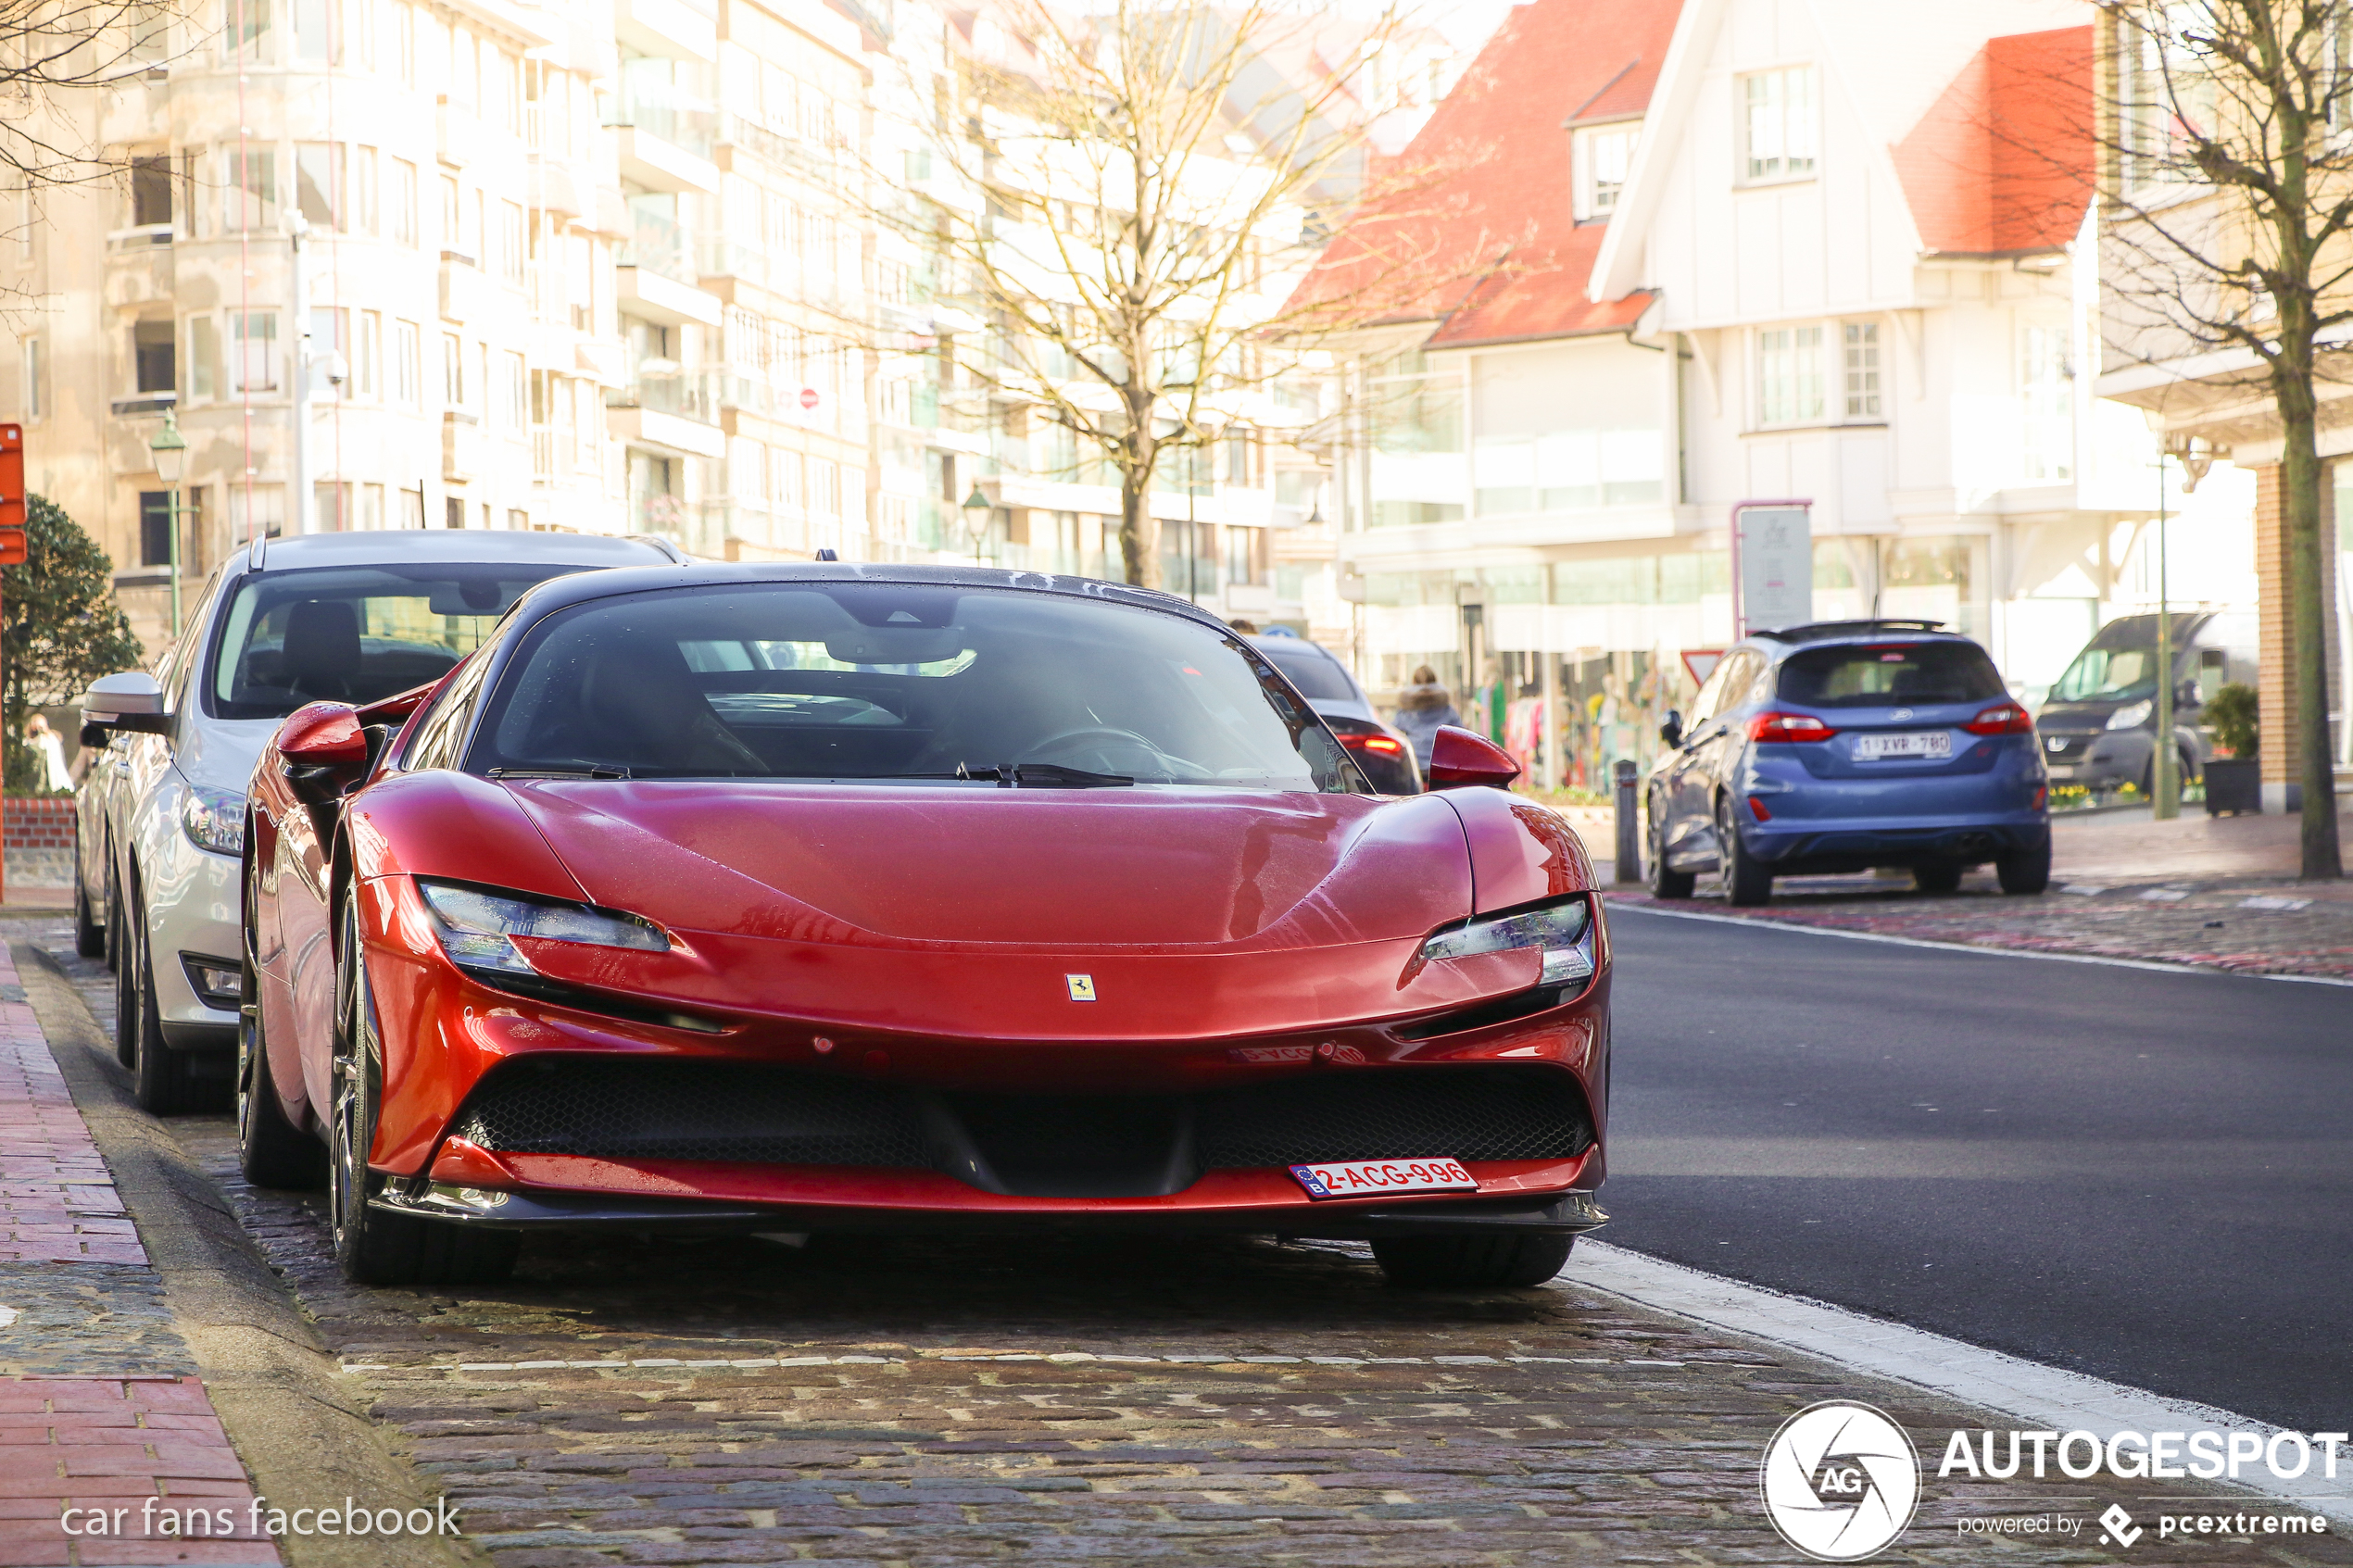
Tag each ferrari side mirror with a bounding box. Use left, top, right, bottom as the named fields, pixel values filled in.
left=1426, top=725, right=1521, bottom=791
left=275, top=701, right=371, bottom=803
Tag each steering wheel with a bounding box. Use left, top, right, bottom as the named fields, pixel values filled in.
left=1021, top=725, right=1169, bottom=771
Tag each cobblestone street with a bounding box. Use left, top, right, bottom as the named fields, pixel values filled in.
left=6, top=919, right=2346, bottom=1566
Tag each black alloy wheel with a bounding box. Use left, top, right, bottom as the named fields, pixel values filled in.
left=236, top=858, right=326, bottom=1188
left=1913, top=861, right=1965, bottom=895
left=1996, top=837, right=2053, bottom=896
left=1372, top=1234, right=1575, bottom=1289
left=71, top=824, right=106, bottom=960
left=328, top=897, right=518, bottom=1287
left=1717, top=797, right=1773, bottom=908
left=1645, top=792, right=1695, bottom=899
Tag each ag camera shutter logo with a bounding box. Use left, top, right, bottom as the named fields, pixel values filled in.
left=1760, top=1400, right=1922, bottom=1561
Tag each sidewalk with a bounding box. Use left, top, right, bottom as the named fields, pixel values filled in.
left=0, top=945, right=278, bottom=1567
left=1592, top=805, right=2353, bottom=981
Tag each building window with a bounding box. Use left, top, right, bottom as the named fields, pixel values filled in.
left=1741, top=67, right=1817, bottom=183
left=1573, top=121, right=1638, bottom=220
left=1843, top=322, right=1881, bottom=419
left=355, top=311, right=379, bottom=396
left=224, top=144, right=276, bottom=232
left=1757, top=325, right=1826, bottom=425
left=440, top=173, right=462, bottom=257
left=296, top=143, right=342, bottom=230
left=359, top=483, right=384, bottom=529
left=19, top=337, right=37, bottom=419
left=391, top=158, right=417, bottom=245
left=139, top=492, right=173, bottom=566
left=232, top=310, right=277, bottom=392
left=502, top=350, right=525, bottom=429
left=225, top=0, right=272, bottom=60
left=353, top=145, right=377, bottom=234
left=2021, top=323, right=2073, bottom=481
left=2118, top=14, right=2215, bottom=184
left=442, top=332, right=463, bottom=405
left=400, top=485, right=423, bottom=526
left=445, top=495, right=465, bottom=528
left=187, top=316, right=217, bottom=400
left=497, top=199, right=524, bottom=283
left=130, top=156, right=172, bottom=227
left=393, top=318, right=418, bottom=404
left=293, top=0, right=339, bottom=65
left=131, top=320, right=175, bottom=394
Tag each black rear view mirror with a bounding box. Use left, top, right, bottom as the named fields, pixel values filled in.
left=1659, top=709, right=1683, bottom=748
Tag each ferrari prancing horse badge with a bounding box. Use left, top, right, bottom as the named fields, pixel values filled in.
left=1065, top=974, right=1097, bottom=1001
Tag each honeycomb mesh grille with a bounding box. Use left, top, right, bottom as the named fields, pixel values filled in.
left=447, top=1060, right=1592, bottom=1181
left=1198, top=1067, right=1592, bottom=1168
left=451, top=1059, right=932, bottom=1167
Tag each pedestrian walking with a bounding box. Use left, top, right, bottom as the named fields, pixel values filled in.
left=1392, top=664, right=1461, bottom=769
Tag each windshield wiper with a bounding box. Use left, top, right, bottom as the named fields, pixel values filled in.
left=993, top=761, right=1134, bottom=788
left=488, top=764, right=632, bottom=781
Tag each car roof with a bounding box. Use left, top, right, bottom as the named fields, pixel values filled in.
left=226, top=531, right=683, bottom=572
left=1744, top=620, right=1988, bottom=657
left=1247, top=634, right=1339, bottom=663
left=492, top=561, right=1238, bottom=634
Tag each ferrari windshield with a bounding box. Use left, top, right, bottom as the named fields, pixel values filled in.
left=467, top=582, right=1360, bottom=790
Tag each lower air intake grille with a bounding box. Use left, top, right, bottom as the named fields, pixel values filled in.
left=447, top=1059, right=1594, bottom=1194
left=1199, top=1066, right=1592, bottom=1167
left=451, top=1058, right=932, bottom=1168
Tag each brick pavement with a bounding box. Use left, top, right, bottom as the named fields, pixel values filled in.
left=0, top=944, right=277, bottom=1568
left=167, top=1115, right=2353, bottom=1567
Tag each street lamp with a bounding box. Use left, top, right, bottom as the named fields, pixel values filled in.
left=148, top=410, right=187, bottom=637
left=959, top=483, right=993, bottom=565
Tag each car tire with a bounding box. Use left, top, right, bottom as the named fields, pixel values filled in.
left=1718, top=800, right=1772, bottom=907
left=328, top=898, right=518, bottom=1287
left=72, top=829, right=106, bottom=960
left=128, top=921, right=211, bottom=1117
left=1646, top=797, right=1695, bottom=899
left=1913, top=861, right=1965, bottom=895
left=1372, top=1234, right=1575, bottom=1289
left=237, top=876, right=326, bottom=1189
left=111, top=879, right=140, bottom=1068
left=1996, top=839, right=2052, bottom=896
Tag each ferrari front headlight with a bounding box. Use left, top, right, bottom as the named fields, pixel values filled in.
left=416, top=879, right=668, bottom=977
left=1421, top=895, right=1594, bottom=985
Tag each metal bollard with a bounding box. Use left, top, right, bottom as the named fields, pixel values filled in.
left=1613, top=759, right=1641, bottom=884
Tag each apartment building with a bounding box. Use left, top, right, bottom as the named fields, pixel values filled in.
left=0, top=0, right=885, bottom=652
left=1303, top=0, right=2255, bottom=789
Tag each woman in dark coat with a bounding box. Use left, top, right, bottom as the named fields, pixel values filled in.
left=1391, top=664, right=1461, bottom=769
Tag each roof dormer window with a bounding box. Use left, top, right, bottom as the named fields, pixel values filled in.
left=1573, top=120, right=1639, bottom=221
left=1740, top=66, right=1818, bottom=184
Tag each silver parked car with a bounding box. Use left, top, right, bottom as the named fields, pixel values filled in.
left=73, top=530, right=680, bottom=1113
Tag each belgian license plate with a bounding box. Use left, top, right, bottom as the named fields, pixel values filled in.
left=1855, top=731, right=1953, bottom=761
left=1290, top=1158, right=1478, bottom=1200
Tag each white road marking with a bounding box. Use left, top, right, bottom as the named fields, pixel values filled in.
left=0, top=1306, right=17, bottom=1329
left=1563, top=1241, right=2353, bottom=1525
left=1611, top=901, right=2353, bottom=986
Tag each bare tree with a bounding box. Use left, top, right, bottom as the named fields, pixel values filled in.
left=872, top=0, right=1457, bottom=590
left=2095, top=0, right=2346, bottom=879
left=0, top=0, right=173, bottom=187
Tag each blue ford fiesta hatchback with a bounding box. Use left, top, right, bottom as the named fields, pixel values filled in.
left=1644, top=620, right=2050, bottom=906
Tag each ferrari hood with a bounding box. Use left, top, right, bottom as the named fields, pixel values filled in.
left=507, top=782, right=1472, bottom=950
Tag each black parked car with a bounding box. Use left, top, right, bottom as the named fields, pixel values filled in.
left=2034, top=612, right=2257, bottom=795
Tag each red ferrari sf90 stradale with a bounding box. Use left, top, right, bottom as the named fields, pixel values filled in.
left=240, top=565, right=1613, bottom=1287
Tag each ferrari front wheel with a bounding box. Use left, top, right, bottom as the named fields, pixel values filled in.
left=1372, top=1234, right=1574, bottom=1289
left=328, top=897, right=518, bottom=1287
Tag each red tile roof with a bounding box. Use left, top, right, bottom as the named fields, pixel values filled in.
left=1290, top=0, right=1681, bottom=348
left=1892, top=26, right=2095, bottom=257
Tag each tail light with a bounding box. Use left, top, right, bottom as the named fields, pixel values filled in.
left=1747, top=711, right=1838, bottom=743
left=1340, top=734, right=1404, bottom=755
left=1965, top=703, right=2034, bottom=736
left=1748, top=796, right=1772, bottom=822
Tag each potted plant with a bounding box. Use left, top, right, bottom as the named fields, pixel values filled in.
left=2202, top=683, right=2260, bottom=815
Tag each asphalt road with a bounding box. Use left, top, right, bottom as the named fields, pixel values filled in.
left=1603, top=905, right=2353, bottom=1433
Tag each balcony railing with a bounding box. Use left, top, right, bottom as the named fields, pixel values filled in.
left=619, top=208, right=695, bottom=287
left=607, top=83, right=717, bottom=159
left=608, top=367, right=724, bottom=423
